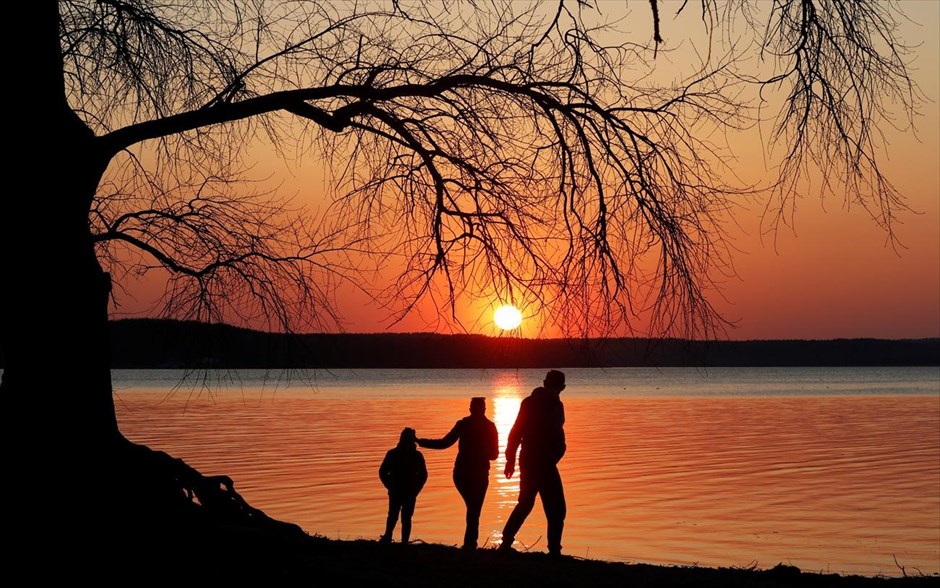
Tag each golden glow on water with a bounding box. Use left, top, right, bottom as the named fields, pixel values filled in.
left=115, top=370, right=940, bottom=576
left=492, top=395, right=522, bottom=515
left=492, top=396, right=521, bottom=448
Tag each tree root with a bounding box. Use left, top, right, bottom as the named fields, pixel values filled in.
left=112, top=435, right=305, bottom=537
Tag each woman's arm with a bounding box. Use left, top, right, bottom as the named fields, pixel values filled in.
left=417, top=421, right=461, bottom=449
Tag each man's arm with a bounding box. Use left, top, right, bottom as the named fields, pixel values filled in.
left=504, top=400, right=527, bottom=478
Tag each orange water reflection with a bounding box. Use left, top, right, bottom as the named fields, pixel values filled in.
left=116, top=383, right=939, bottom=576
left=492, top=392, right=522, bottom=524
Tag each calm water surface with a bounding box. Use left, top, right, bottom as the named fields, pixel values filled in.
left=113, top=367, right=940, bottom=577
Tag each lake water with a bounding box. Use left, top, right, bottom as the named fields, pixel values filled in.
left=113, top=366, right=940, bottom=577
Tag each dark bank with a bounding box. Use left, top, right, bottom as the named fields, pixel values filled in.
left=99, top=318, right=940, bottom=369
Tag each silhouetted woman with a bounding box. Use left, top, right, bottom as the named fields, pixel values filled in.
left=418, top=397, right=499, bottom=549
left=379, top=427, right=428, bottom=544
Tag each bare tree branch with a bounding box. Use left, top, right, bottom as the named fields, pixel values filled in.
left=92, top=154, right=369, bottom=333
left=59, top=0, right=920, bottom=339
left=757, top=0, right=920, bottom=243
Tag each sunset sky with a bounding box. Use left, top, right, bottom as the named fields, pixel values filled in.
left=108, top=1, right=940, bottom=341
left=699, top=0, right=940, bottom=341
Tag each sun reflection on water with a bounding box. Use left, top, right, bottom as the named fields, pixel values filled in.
left=491, top=390, right=523, bottom=511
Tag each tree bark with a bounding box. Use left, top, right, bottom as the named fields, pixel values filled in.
left=2, top=1, right=117, bottom=440
left=0, top=9, right=309, bottom=577
left=1, top=2, right=124, bottom=572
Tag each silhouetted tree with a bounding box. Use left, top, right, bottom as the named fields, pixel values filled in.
left=1, top=0, right=919, bottom=575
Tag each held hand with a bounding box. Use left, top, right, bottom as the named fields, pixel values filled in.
left=504, top=460, right=515, bottom=479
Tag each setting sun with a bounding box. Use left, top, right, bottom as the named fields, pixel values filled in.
left=493, top=305, right=523, bottom=330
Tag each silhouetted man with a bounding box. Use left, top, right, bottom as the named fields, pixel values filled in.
left=498, top=370, right=567, bottom=556
left=379, top=427, right=428, bottom=544
left=418, top=397, right=499, bottom=550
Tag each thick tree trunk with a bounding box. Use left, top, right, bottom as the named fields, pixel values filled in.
left=0, top=5, right=308, bottom=578
left=1, top=2, right=124, bottom=572
left=2, top=2, right=116, bottom=423
left=1, top=121, right=118, bottom=441
left=2, top=107, right=120, bottom=567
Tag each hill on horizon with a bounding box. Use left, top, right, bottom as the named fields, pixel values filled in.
left=100, top=318, right=940, bottom=369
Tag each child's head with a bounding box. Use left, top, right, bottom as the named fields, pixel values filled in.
left=399, top=427, right=417, bottom=446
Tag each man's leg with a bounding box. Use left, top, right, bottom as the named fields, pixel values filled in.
left=500, top=466, right=538, bottom=549
left=540, top=465, right=567, bottom=555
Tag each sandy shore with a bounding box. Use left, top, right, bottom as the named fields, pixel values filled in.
left=118, top=524, right=936, bottom=587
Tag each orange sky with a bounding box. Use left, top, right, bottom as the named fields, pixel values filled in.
left=711, top=0, right=940, bottom=340
left=107, top=1, right=940, bottom=341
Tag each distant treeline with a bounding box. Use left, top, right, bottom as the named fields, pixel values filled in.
left=92, top=319, right=940, bottom=369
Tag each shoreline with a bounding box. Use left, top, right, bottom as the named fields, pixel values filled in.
left=125, top=522, right=938, bottom=586
left=205, top=533, right=940, bottom=586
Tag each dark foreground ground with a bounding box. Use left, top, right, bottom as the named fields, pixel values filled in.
left=126, top=523, right=938, bottom=588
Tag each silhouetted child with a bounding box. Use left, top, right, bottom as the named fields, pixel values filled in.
left=379, top=427, right=428, bottom=544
